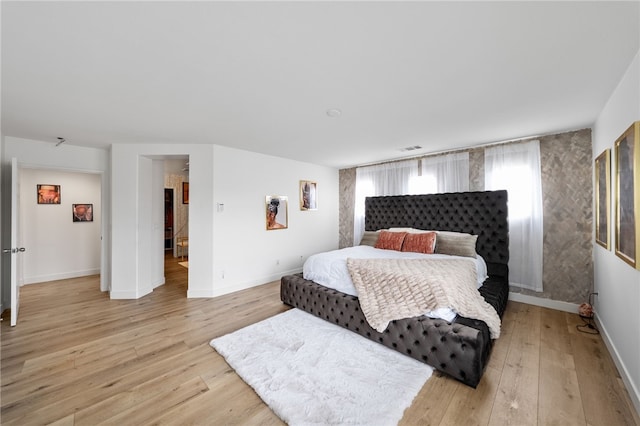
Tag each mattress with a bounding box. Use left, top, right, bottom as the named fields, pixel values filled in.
left=303, top=245, right=488, bottom=322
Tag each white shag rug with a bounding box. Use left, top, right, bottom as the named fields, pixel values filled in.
left=210, top=308, right=433, bottom=426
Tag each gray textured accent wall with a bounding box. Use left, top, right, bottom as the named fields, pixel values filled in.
left=469, top=148, right=484, bottom=192
left=339, top=168, right=356, bottom=248
left=514, top=128, right=593, bottom=304
left=337, top=128, right=593, bottom=304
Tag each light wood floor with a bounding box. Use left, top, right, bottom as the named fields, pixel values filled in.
left=2, top=256, right=639, bottom=425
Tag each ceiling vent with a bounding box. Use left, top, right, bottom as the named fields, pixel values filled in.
left=399, top=145, right=422, bottom=152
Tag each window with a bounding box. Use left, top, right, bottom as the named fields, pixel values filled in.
left=353, top=159, right=418, bottom=245
left=485, top=140, right=543, bottom=291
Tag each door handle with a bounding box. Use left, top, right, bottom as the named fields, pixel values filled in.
left=2, top=249, right=11, bottom=254
left=18, top=248, right=26, bottom=252
left=2, top=248, right=26, bottom=253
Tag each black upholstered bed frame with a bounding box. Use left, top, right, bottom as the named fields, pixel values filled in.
left=281, top=190, right=509, bottom=387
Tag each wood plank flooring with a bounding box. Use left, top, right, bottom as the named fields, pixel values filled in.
left=2, top=255, right=639, bottom=425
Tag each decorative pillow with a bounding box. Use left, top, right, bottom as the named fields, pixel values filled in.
left=401, top=232, right=437, bottom=254
left=435, top=232, right=478, bottom=258
left=374, top=231, right=407, bottom=251
left=359, top=231, right=380, bottom=247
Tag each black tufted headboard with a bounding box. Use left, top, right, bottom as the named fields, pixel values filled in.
left=364, top=190, right=509, bottom=280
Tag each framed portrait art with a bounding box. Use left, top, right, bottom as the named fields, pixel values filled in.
left=595, top=149, right=610, bottom=249
left=266, top=195, right=288, bottom=230
left=72, top=204, right=93, bottom=222
left=300, top=180, right=317, bottom=211
left=614, top=121, right=640, bottom=269
left=37, top=184, right=61, bottom=204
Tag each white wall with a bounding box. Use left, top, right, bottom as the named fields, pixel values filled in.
left=1, top=137, right=110, bottom=305
left=0, top=135, right=5, bottom=311
left=593, top=50, right=640, bottom=413
left=111, top=144, right=215, bottom=299
left=110, top=143, right=339, bottom=299
left=19, top=169, right=101, bottom=284
left=212, top=145, right=339, bottom=296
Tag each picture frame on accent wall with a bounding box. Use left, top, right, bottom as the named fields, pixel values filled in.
left=182, top=182, right=189, bottom=204
left=299, top=180, right=318, bottom=211
left=614, top=121, right=640, bottom=269
left=595, top=149, right=610, bottom=249
left=72, top=204, right=93, bottom=222
left=37, top=184, right=61, bottom=204
left=266, top=195, right=288, bottom=230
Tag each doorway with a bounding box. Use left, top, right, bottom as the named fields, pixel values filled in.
left=163, top=158, right=189, bottom=291
left=19, top=168, right=102, bottom=287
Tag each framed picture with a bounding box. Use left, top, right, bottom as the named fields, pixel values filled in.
left=300, top=180, right=318, bottom=211
left=37, top=184, right=61, bottom=204
left=182, top=182, right=189, bottom=204
left=72, top=204, right=93, bottom=222
left=266, top=195, right=288, bottom=230
left=595, top=149, right=610, bottom=249
left=614, top=121, right=640, bottom=269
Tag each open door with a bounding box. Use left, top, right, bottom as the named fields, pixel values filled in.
left=5, top=158, right=25, bottom=326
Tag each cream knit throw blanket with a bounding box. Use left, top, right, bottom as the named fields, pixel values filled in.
left=347, top=258, right=501, bottom=339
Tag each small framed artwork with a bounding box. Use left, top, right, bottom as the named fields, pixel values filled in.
left=595, top=149, right=610, bottom=249
left=614, top=121, right=640, bottom=269
left=300, top=180, right=318, bottom=211
left=182, top=182, right=189, bottom=204
left=266, top=195, right=288, bottom=230
left=72, top=204, right=93, bottom=222
left=37, top=184, right=61, bottom=204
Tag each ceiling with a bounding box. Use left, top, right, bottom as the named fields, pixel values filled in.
left=2, top=1, right=638, bottom=169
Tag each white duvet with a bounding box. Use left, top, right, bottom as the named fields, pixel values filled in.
left=303, top=246, right=488, bottom=323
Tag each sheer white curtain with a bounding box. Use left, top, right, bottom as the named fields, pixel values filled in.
left=353, top=159, right=419, bottom=245
left=415, top=152, right=470, bottom=194
left=485, top=140, right=543, bottom=291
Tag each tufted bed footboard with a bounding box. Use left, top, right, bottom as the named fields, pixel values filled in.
left=281, top=273, right=508, bottom=388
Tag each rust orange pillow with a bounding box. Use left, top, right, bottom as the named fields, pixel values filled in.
left=374, top=231, right=407, bottom=251
left=401, top=232, right=437, bottom=254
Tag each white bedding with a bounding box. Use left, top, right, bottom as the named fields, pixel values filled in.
left=303, top=246, right=488, bottom=323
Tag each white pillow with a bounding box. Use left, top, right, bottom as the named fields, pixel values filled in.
left=388, top=227, right=430, bottom=234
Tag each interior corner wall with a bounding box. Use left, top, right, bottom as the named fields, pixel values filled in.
left=19, top=168, right=101, bottom=284
left=110, top=144, right=214, bottom=299
left=212, top=145, right=339, bottom=297
left=593, top=50, right=640, bottom=413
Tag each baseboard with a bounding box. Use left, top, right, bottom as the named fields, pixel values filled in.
left=187, top=288, right=216, bottom=298
left=595, top=314, right=640, bottom=417
left=207, top=268, right=303, bottom=298
left=508, top=292, right=579, bottom=314
left=109, top=286, right=152, bottom=300
left=23, top=269, right=100, bottom=285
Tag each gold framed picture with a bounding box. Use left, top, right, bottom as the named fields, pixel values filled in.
left=595, top=149, right=610, bottom=249
left=299, top=180, right=318, bottom=211
left=614, top=121, right=640, bottom=269
left=266, top=195, right=288, bottom=230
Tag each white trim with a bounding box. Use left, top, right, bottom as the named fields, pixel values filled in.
left=508, top=292, right=579, bottom=314
left=187, top=288, right=216, bottom=298
left=23, top=269, right=101, bottom=285
left=595, top=314, right=640, bottom=416
left=203, top=268, right=303, bottom=298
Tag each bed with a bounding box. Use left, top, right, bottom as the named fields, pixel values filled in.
left=280, top=190, right=509, bottom=387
